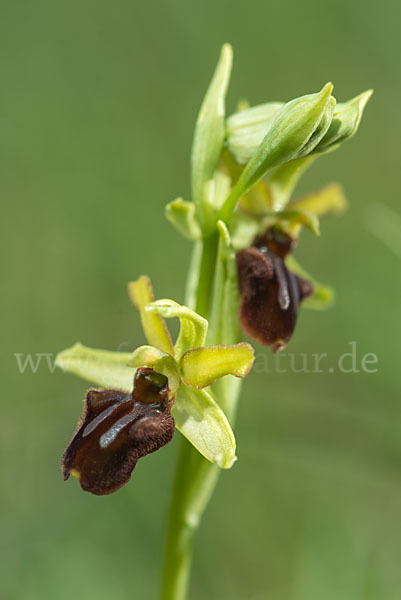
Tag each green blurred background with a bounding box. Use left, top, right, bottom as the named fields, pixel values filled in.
left=2, top=0, right=401, bottom=598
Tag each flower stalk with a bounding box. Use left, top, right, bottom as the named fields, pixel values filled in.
left=161, top=227, right=244, bottom=598
left=56, top=43, right=371, bottom=600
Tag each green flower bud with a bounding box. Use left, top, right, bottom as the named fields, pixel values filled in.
left=296, top=96, right=336, bottom=158
left=220, top=83, right=334, bottom=222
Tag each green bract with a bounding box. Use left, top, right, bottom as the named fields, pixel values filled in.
left=56, top=275, right=254, bottom=469
left=191, top=43, right=232, bottom=232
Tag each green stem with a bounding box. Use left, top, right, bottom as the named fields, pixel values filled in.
left=161, top=440, right=219, bottom=600
left=160, top=230, right=238, bottom=599
left=193, top=231, right=219, bottom=318
left=218, top=186, right=242, bottom=226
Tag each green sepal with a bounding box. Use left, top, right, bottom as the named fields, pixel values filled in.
left=55, top=343, right=134, bottom=391
left=191, top=43, right=233, bottom=229
left=172, top=384, right=237, bottom=469
left=286, top=255, right=334, bottom=310
left=128, top=345, right=180, bottom=398
left=128, top=276, right=174, bottom=354
left=220, top=83, right=333, bottom=222
left=289, top=183, right=347, bottom=217
left=314, top=90, right=373, bottom=154
left=180, top=343, right=254, bottom=389
left=165, top=198, right=202, bottom=241
left=145, top=300, right=208, bottom=359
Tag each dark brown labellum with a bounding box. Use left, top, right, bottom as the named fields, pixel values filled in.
left=236, top=228, right=313, bottom=352
left=62, top=367, right=175, bottom=495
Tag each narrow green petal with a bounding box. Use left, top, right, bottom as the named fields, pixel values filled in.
left=55, top=343, right=134, bottom=391
left=286, top=255, right=334, bottom=310
left=180, top=343, right=254, bottom=389
left=191, top=43, right=233, bottom=228
left=289, top=183, right=347, bottom=217
left=165, top=198, right=201, bottom=241
left=128, top=345, right=180, bottom=397
left=128, top=276, right=174, bottom=354
left=172, top=385, right=236, bottom=469
left=146, top=299, right=208, bottom=359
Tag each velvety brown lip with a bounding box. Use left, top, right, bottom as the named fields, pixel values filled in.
left=236, top=228, right=314, bottom=351
left=61, top=368, right=175, bottom=495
